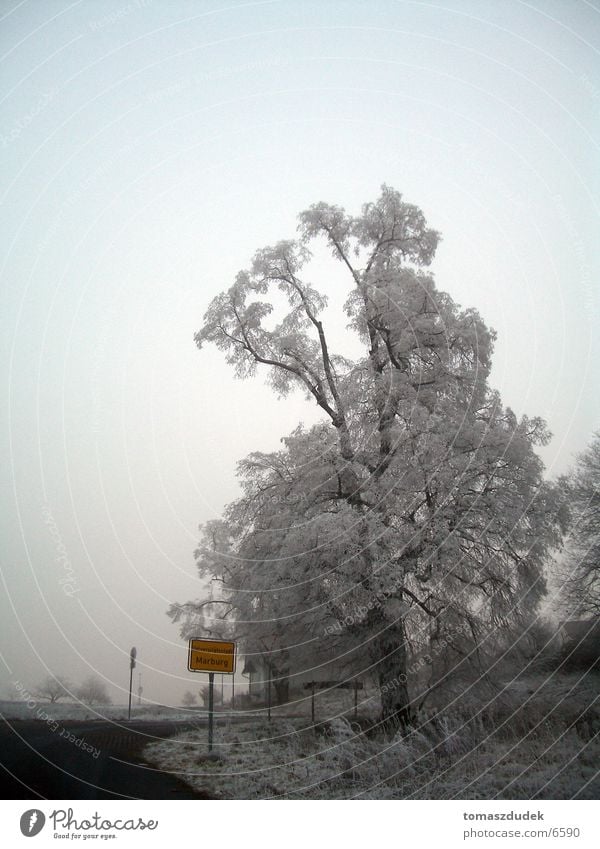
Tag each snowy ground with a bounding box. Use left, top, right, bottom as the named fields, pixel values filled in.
left=143, top=673, right=600, bottom=800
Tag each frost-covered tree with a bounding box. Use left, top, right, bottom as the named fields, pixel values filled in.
left=34, top=675, right=72, bottom=703
left=76, top=675, right=112, bottom=706
left=199, top=684, right=222, bottom=708
left=181, top=690, right=197, bottom=707
left=558, top=432, right=600, bottom=616
left=170, top=186, right=567, bottom=727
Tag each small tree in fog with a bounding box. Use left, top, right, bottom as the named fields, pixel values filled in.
left=181, top=690, right=197, bottom=707
left=34, top=675, right=72, bottom=703
left=76, top=675, right=112, bottom=706
left=199, top=685, right=222, bottom=707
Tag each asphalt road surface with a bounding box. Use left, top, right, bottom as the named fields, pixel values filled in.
left=0, top=719, right=210, bottom=800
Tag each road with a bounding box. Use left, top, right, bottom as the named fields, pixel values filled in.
left=0, top=718, right=210, bottom=800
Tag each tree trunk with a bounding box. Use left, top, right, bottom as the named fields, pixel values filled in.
left=273, top=672, right=289, bottom=705
left=371, top=621, right=413, bottom=731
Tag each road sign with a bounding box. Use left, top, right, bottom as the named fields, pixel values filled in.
left=188, top=639, right=236, bottom=674
left=187, top=639, right=236, bottom=752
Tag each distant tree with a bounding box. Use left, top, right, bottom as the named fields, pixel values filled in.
left=558, top=431, right=600, bottom=616
left=170, top=186, right=568, bottom=728
left=34, top=675, right=72, bottom=703
left=76, top=675, right=112, bottom=706
left=181, top=690, right=197, bottom=707
left=199, top=685, right=222, bottom=708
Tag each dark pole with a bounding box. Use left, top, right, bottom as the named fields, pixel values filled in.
left=232, top=675, right=235, bottom=712
left=311, top=680, right=315, bottom=725
left=128, top=647, right=136, bottom=720
left=208, top=673, right=214, bottom=752
left=267, top=664, right=271, bottom=722
left=128, top=665, right=133, bottom=720
left=354, top=680, right=358, bottom=719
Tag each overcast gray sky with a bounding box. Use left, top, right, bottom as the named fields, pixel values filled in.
left=1, top=0, right=599, bottom=706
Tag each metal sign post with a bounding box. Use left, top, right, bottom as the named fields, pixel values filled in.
left=128, top=647, right=137, bottom=720
left=208, top=673, right=214, bottom=752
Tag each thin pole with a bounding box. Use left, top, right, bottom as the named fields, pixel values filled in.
left=354, top=680, right=358, bottom=719
left=128, top=665, right=133, bottom=720
left=208, top=673, right=214, bottom=752
left=232, top=675, right=235, bottom=712
left=267, top=665, right=271, bottom=722
left=221, top=673, right=224, bottom=706
left=311, top=681, right=315, bottom=725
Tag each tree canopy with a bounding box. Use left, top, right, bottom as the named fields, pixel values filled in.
left=170, top=186, right=567, bottom=725
left=33, top=675, right=72, bottom=704
left=76, top=675, right=112, bottom=706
